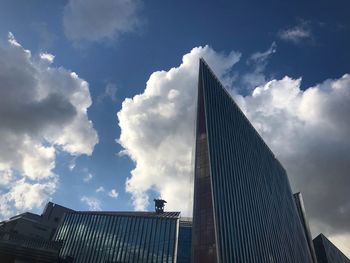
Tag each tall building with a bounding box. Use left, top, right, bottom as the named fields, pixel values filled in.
left=54, top=211, right=180, bottom=263
left=313, top=234, right=350, bottom=263
left=192, top=58, right=313, bottom=262
left=294, top=192, right=318, bottom=263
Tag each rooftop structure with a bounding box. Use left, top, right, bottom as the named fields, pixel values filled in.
left=54, top=211, right=181, bottom=262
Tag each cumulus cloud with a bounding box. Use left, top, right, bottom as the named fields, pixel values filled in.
left=63, top=0, right=142, bottom=43
left=81, top=196, right=102, bottom=211
left=117, top=46, right=350, bottom=255
left=108, top=189, right=119, bottom=198
left=234, top=74, right=350, bottom=238
left=0, top=178, right=57, bottom=219
left=0, top=33, right=98, bottom=219
left=117, top=46, right=241, bottom=213
left=278, top=20, right=312, bottom=44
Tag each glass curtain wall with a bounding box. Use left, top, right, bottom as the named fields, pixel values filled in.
left=192, top=58, right=313, bottom=262
left=192, top=63, right=218, bottom=263
left=177, top=220, right=192, bottom=263
left=54, top=212, right=179, bottom=263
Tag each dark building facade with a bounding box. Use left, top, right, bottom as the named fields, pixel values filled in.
left=313, top=234, right=350, bottom=263
left=0, top=230, right=62, bottom=263
left=54, top=211, right=180, bottom=263
left=192, top=58, right=313, bottom=262
left=294, top=192, right=318, bottom=263
left=0, top=202, right=72, bottom=262
left=0, top=202, right=73, bottom=241
left=177, top=218, right=192, bottom=263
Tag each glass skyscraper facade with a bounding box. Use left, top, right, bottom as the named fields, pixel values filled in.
left=177, top=219, right=192, bottom=263
left=293, top=192, right=318, bottom=263
left=313, top=234, right=350, bottom=263
left=54, top=211, right=180, bottom=263
left=192, top=58, right=313, bottom=262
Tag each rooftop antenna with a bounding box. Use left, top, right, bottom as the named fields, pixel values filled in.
left=154, top=198, right=167, bottom=213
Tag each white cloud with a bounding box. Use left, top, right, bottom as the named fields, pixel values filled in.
left=329, top=233, right=350, bottom=258
left=68, top=157, right=77, bottom=171
left=8, top=178, right=57, bottom=210
left=117, top=46, right=350, bottom=256
left=83, top=173, right=93, bottom=183
left=235, top=74, right=350, bottom=238
left=249, top=42, right=277, bottom=63
left=108, top=189, right=119, bottom=198
left=241, top=42, right=276, bottom=90
left=0, top=170, right=14, bottom=187
left=278, top=21, right=312, bottom=44
left=39, top=52, right=55, bottom=63
left=63, top=0, right=142, bottom=43
left=117, top=46, right=241, bottom=213
left=96, top=186, right=105, bottom=193
left=81, top=196, right=102, bottom=211
left=7, top=32, right=21, bottom=47
left=0, top=177, right=57, bottom=219
left=0, top=33, right=98, bottom=219
left=0, top=194, right=13, bottom=219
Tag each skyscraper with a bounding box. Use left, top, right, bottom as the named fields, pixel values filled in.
left=192, top=58, right=313, bottom=262
left=294, top=192, right=318, bottom=263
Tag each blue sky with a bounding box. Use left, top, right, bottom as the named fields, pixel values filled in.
left=0, top=0, right=350, bottom=255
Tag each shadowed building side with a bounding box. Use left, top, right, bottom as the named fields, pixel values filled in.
left=192, top=58, right=313, bottom=262
left=191, top=64, right=218, bottom=262
left=313, top=234, right=350, bottom=263
left=294, top=192, right=318, bottom=263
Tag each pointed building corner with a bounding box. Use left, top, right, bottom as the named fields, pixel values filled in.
left=191, top=58, right=313, bottom=262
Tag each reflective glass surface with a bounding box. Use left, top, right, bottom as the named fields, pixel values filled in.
left=54, top=212, right=179, bottom=263
left=177, top=221, right=192, bottom=263
left=192, top=72, right=217, bottom=263
left=192, top=59, right=313, bottom=262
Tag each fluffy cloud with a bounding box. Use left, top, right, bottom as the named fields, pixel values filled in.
left=0, top=178, right=57, bottom=219
left=117, top=46, right=350, bottom=255
left=118, top=46, right=241, bottom=213
left=81, top=196, right=102, bottom=211
left=63, top=0, right=142, bottom=43
left=39, top=52, right=55, bottom=63
left=235, top=74, right=350, bottom=236
left=0, top=33, right=98, bottom=219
